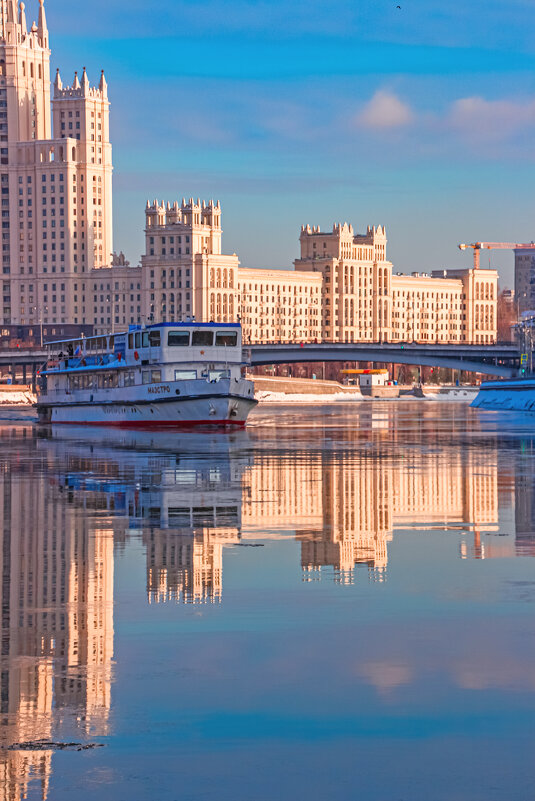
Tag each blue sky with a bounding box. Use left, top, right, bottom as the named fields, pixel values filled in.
left=43, top=0, right=535, bottom=284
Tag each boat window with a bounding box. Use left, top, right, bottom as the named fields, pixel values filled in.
left=215, top=331, right=238, bottom=347
left=192, top=330, right=213, bottom=347
left=208, top=369, right=230, bottom=382
left=108, top=336, right=114, bottom=350
left=128, top=333, right=134, bottom=349
left=135, top=332, right=141, bottom=348
left=148, top=330, right=161, bottom=347
left=142, top=371, right=151, bottom=384
left=175, top=369, right=196, bottom=381
left=168, top=331, right=190, bottom=347
left=151, top=370, right=162, bottom=383
left=124, top=371, right=135, bottom=387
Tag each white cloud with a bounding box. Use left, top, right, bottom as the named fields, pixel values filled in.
left=357, top=90, right=414, bottom=129
left=448, top=95, right=535, bottom=140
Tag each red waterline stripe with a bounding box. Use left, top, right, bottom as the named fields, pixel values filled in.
left=37, top=419, right=247, bottom=429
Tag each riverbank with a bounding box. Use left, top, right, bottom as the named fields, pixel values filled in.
left=250, top=375, right=479, bottom=403
left=0, top=384, right=36, bottom=406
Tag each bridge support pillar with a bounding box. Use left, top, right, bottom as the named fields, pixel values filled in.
left=31, top=363, right=37, bottom=393
left=10, top=362, right=16, bottom=385
left=22, top=364, right=27, bottom=385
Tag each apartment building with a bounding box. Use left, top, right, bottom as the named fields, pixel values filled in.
left=143, top=200, right=498, bottom=344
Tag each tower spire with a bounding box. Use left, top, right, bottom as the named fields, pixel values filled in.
left=7, top=0, right=17, bottom=24
left=81, top=66, right=89, bottom=95
left=99, top=69, right=108, bottom=99
left=54, top=67, right=62, bottom=96
left=18, top=1, right=26, bottom=35
left=37, top=0, right=47, bottom=44
left=73, top=70, right=80, bottom=90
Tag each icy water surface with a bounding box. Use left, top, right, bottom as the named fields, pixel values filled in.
left=1, top=401, right=535, bottom=800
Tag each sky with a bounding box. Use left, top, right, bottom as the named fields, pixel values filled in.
left=42, top=0, right=535, bottom=285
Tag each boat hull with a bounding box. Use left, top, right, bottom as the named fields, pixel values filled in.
left=471, top=378, right=535, bottom=412
left=36, top=393, right=257, bottom=427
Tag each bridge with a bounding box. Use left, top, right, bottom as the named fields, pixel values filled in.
left=248, top=342, right=521, bottom=378
left=0, top=341, right=521, bottom=390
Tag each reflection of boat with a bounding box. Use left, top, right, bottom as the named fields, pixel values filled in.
left=36, top=322, right=257, bottom=427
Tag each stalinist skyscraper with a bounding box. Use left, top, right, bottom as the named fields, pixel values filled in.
left=0, top=0, right=116, bottom=327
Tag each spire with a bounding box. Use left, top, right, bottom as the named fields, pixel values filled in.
left=54, top=67, right=62, bottom=97
left=18, top=1, right=27, bottom=35
left=81, top=66, right=89, bottom=95
left=99, top=69, right=108, bottom=99
left=37, top=0, right=47, bottom=43
left=7, top=0, right=16, bottom=24
left=73, top=70, right=80, bottom=90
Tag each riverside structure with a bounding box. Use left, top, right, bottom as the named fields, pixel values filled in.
left=143, top=200, right=498, bottom=345
left=0, top=2, right=498, bottom=344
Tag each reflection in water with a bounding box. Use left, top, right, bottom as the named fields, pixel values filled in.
left=0, top=430, right=114, bottom=801
left=0, top=404, right=534, bottom=798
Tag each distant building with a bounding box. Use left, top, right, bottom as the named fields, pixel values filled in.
left=144, top=201, right=498, bottom=345
left=514, top=248, right=535, bottom=313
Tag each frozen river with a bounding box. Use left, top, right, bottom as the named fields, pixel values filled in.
left=1, top=401, right=534, bottom=800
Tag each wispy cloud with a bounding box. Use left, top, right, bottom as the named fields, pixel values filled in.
left=448, top=95, right=535, bottom=141
left=356, top=90, right=414, bottom=129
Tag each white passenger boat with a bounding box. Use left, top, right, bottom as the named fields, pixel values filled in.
left=36, top=322, right=257, bottom=427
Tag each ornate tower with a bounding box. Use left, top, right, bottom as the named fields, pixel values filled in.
left=52, top=67, right=113, bottom=271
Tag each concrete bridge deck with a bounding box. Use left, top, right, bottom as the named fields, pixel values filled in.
left=248, top=342, right=520, bottom=378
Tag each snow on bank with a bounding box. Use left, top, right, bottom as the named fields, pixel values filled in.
left=424, top=389, right=479, bottom=402
left=255, top=391, right=363, bottom=403
left=0, top=390, right=36, bottom=406
left=255, top=388, right=479, bottom=404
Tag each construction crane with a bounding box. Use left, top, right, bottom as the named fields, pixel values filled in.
left=458, top=241, right=535, bottom=269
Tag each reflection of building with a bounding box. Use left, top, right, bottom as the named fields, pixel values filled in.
left=145, top=530, right=226, bottom=605
left=0, top=442, right=114, bottom=801
left=241, top=437, right=501, bottom=581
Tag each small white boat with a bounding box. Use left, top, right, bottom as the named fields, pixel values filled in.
left=36, top=322, right=257, bottom=427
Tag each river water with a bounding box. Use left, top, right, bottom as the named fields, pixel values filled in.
left=1, top=401, right=534, bottom=800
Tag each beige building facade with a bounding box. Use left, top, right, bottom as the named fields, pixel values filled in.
left=0, top=5, right=499, bottom=341
left=0, top=0, right=143, bottom=332
left=143, top=201, right=498, bottom=345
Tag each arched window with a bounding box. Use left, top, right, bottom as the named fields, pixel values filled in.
left=72, top=147, right=76, bottom=160
left=30, top=63, right=34, bottom=78
left=38, top=64, right=42, bottom=80
left=22, top=61, right=26, bottom=77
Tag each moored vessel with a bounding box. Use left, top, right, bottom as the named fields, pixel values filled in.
left=36, top=321, right=257, bottom=426
left=471, top=377, right=535, bottom=412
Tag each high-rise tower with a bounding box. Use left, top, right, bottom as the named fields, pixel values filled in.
left=0, top=0, right=114, bottom=326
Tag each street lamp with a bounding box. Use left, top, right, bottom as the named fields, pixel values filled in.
left=31, top=306, right=48, bottom=348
